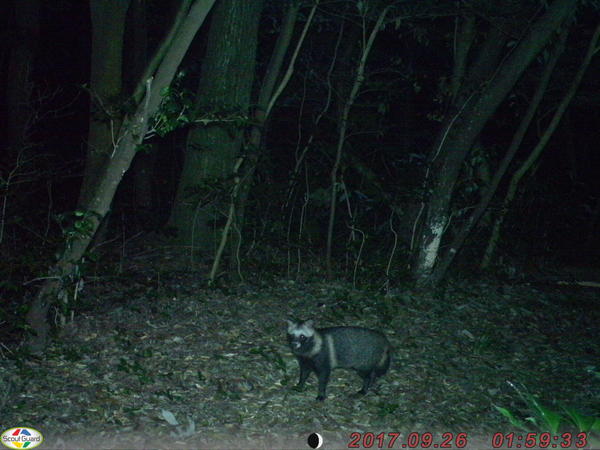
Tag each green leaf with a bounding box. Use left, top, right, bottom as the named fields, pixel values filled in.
left=494, top=405, right=529, bottom=431
left=528, top=396, right=561, bottom=433
left=562, top=406, right=598, bottom=432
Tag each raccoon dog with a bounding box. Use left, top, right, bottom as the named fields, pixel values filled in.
left=286, top=319, right=391, bottom=401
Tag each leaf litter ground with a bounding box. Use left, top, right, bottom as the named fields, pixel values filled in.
left=1, top=260, right=599, bottom=449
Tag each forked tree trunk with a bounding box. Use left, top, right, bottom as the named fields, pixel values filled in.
left=429, top=23, right=569, bottom=285
left=412, top=0, right=573, bottom=287
left=25, top=0, right=217, bottom=353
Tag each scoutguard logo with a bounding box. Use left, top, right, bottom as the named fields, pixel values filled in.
left=1, top=428, right=44, bottom=449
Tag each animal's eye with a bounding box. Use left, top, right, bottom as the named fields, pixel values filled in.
left=299, top=335, right=307, bottom=342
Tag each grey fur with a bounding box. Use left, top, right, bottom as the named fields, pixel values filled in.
left=286, top=319, right=391, bottom=401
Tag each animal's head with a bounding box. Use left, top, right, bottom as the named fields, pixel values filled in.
left=286, top=319, right=318, bottom=355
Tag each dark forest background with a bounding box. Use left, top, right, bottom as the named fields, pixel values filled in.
left=2, top=2, right=600, bottom=446
left=2, top=0, right=600, bottom=351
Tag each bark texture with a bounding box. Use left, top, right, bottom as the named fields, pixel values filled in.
left=168, top=0, right=264, bottom=255
left=413, top=0, right=574, bottom=287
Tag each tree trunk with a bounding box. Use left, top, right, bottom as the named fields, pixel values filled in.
left=429, top=22, right=569, bottom=285
left=78, top=0, right=131, bottom=207
left=208, top=0, right=319, bottom=283
left=449, top=15, right=475, bottom=103
left=25, top=0, right=217, bottom=353
left=168, top=0, right=264, bottom=257
left=412, top=0, right=574, bottom=287
left=409, top=24, right=507, bottom=277
left=224, top=0, right=303, bottom=279
left=128, top=0, right=157, bottom=227
left=481, top=21, right=600, bottom=268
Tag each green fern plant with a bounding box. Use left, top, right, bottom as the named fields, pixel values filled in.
left=495, top=381, right=600, bottom=447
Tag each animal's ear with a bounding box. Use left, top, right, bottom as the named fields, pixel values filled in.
left=304, top=319, right=314, bottom=328
left=286, top=319, right=296, bottom=332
